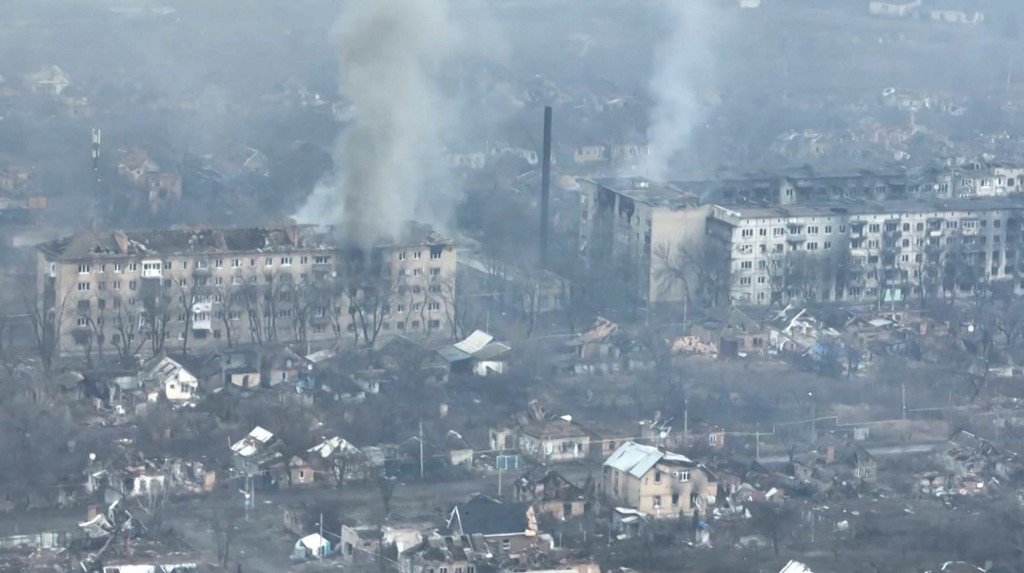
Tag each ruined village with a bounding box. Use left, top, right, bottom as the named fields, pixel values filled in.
left=2, top=0, right=1024, bottom=572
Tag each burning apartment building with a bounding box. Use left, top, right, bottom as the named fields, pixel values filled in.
left=36, top=222, right=456, bottom=358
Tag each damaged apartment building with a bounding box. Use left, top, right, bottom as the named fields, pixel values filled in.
left=36, top=222, right=456, bottom=357
left=579, top=174, right=1024, bottom=307
left=578, top=171, right=911, bottom=307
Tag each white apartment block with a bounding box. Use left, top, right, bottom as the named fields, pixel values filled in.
left=37, top=223, right=457, bottom=357
left=707, top=198, right=1024, bottom=305
left=578, top=175, right=912, bottom=307
left=936, top=165, right=1024, bottom=198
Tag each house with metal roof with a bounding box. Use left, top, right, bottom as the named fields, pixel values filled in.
left=602, top=441, right=717, bottom=518
left=437, top=330, right=511, bottom=377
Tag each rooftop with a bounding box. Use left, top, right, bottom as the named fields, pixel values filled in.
left=589, top=177, right=700, bottom=209
left=520, top=417, right=589, bottom=440
left=604, top=441, right=694, bottom=479
left=40, top=222, right=454, bottom=260
left=590, top=168, right=910, bottom=208
left=711, top=195, right=1024, bottom=223
left=450, top=494, right=531, bottom=537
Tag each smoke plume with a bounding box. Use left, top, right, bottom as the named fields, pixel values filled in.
left=296, top=0, right=459, bottom=246
left=643, top=0, right=718, bottom=180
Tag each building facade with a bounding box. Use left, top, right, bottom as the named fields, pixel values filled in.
left=706, top=198, right=1024, bottom=305
left=578, top=173, right=911, bottom=307
left=37, top=223, right=457, bottom=357
left=602, top=441, right=717, bottom=518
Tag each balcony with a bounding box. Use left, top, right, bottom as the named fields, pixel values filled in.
left=141, top=260, right=163, bottom=279
left=786, top=233, right=807, bottom=243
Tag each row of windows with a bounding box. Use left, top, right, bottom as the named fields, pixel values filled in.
left=398, top=250, right=443, bottom=261
left=398, top=267, right=443, bottom=277
left=75, top=255, right=332, bottom=275
left=740, top=218, right=1011, bottom=240
left=741, top=225, right=846, bottom=238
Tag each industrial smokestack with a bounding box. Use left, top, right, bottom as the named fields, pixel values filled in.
left=540, top=106, right=553, bottom=266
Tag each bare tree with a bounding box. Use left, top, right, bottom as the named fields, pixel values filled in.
left=340, top=248, right=401, bottom=348
left=110, top=297, right=148, bottom=367
left=284, top=279, right=314, bottom=352
left=751, top=502, right=797, bottom=556
left=511, top=269, right=544, bottom=339
left=214, top=283, right=240, bottom=348
left=437, top=275, right=468, bottom=340
left=142, top=279, right=172, bottom=356
left=378, top=474, right=397, bottom=519
left=26, top=288, right=72, bottom=373
left=173, top=280, right=196, bottom=355
left=653, top=241, right=729, bottom=308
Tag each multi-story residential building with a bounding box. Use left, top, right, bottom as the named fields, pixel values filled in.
left=578, top=178, right=708, bottom=307
left=936, top=164, right=1024, bottom=198
left=578, top=172, right=912, bottom=307
left=706, top=197, right=1024, bottom=305
left=602, top=441, right=718, bottom=518
left=36, top=222, right=457, bottom=358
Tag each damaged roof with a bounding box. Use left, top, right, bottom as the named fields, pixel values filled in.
left=40, top=225, right=326, bottom=260
left=604, top=441, right=694, bottom=479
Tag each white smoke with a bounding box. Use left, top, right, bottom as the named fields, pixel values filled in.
left=643, top=0, right=719, bottom=181
left=295, top=0, right=460, bottom=246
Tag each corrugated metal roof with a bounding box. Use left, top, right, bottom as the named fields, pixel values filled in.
left=779, top=560, right=814, bottom=573
left=454, top=330, right=494, bottom=355
left=438, top=346, right=472, bottom=363
left=603, top=441, right=692, bottom=479
left=231, top=426, right=274, bottom=457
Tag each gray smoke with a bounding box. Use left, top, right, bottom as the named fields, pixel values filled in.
left=643, top=0, right=718, bottom=180
left=296, top=0, right=459, bottom=246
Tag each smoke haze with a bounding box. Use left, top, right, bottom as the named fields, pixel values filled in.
left=643, top=0, right=719, bottom=180
left=296, top=0, right=459, bottom=246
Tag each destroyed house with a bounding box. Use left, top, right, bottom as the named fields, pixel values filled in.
left=448, top=495, right=538, bottom=555
left=938, top=430, right=1006, bottom=478
left=514, top=469, right=592, bottom=519
left=401, top=532, right=484, bottom=573
left=517, top=418, right=590, bottom=463
left=691, top=307, right=767, bottom=357
left=231, top=426, right=285, bottom=482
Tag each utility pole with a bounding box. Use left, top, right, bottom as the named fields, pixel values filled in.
left=319, top=512, right=324, bottom=562
left=808, top=391, right=816, bottom=444
left=901, top=382, right=907, bottom=420
left=418, top=419, right=424, bottom=480
left=683, top=397, right=689, bottom=441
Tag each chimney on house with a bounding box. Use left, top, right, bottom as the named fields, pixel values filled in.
left=539, top=106, right=553, bottom=266
left=113, top=230, right=129, bottom=254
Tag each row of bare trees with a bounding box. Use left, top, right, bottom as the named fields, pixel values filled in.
left=31, top=251, right=469, bottom=369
